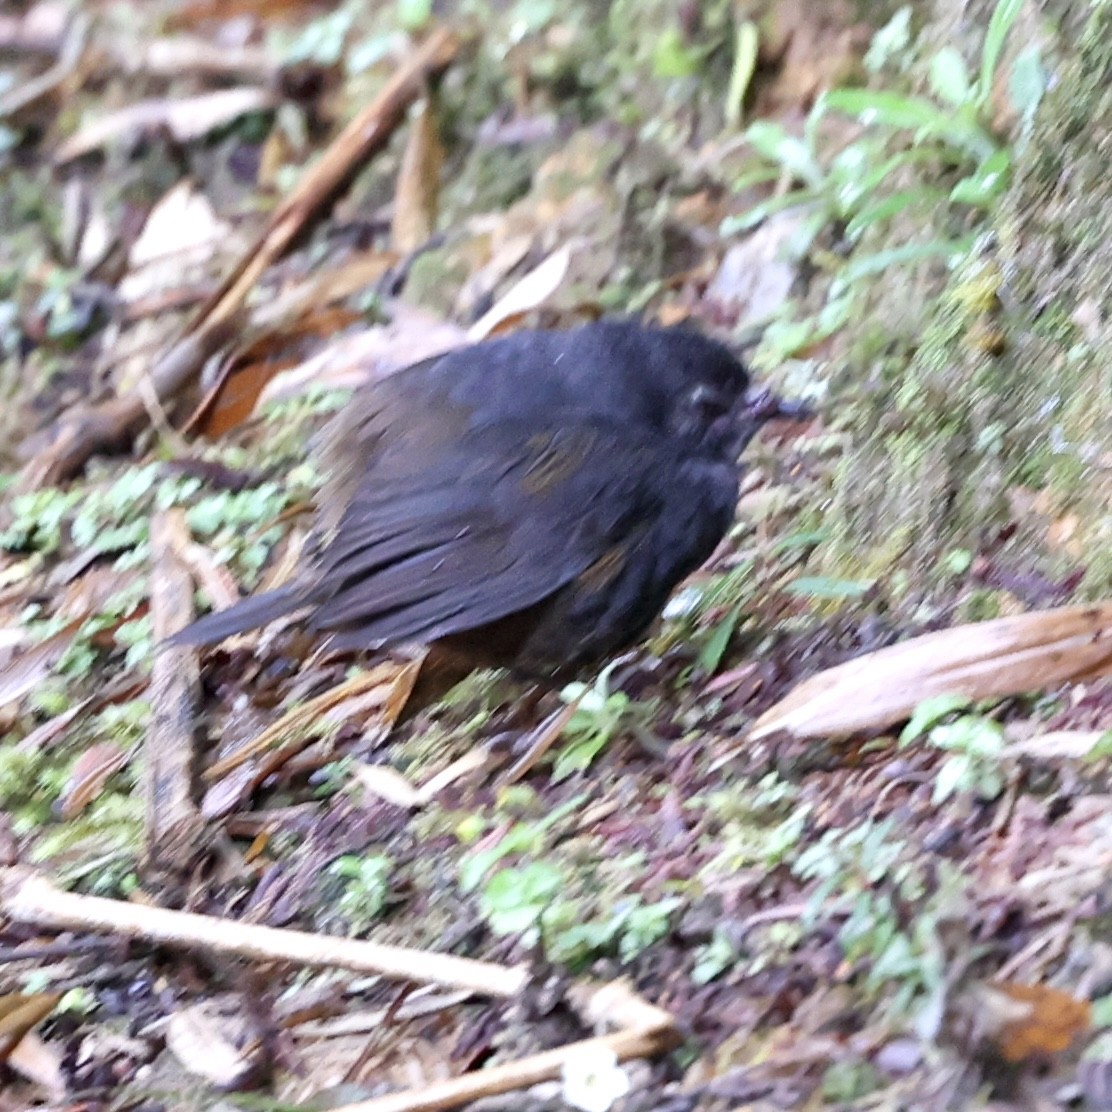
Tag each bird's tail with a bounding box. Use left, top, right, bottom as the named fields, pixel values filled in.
left=169, top=586, right=305, bottom=646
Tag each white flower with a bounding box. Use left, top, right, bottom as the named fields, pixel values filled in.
left=561, top=1044, right=631, bottom=1112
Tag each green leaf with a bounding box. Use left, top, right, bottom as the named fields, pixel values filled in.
left=772, top=529, right=830, bottom=554
left=725, top=20, right=759, bottom=128
left=979, top=0, right=1024, bottom=103
left=720, top=189, right=818, bottom=235
left=1008, top=44, right=1046, bottom=123
left=1091, top=994, right=1112, bottom=1028
left=837, top=146, right=958, bottom=212
left=653, top=26, right=700, bottom=78
left=698, top=603, right=742, bottom=674
left=820, top=88, right=996, bottom=160
left=822, top=88, right=955, bottom=132
left=949, top=147, right=1011, bottom=207
left=785, top=577, right=872, bottom=599
left=837, top=237, right=973, bottom=285
left=864, top=6, right=912, bottom=74
left=481, top=862, right=565, bottom=935
left=1085, top=729, right=1112, bottom=761
left=845, top=188, right=943, bottom=240
left=744, top=121, right=821, bottom=187
left=730, top=166, right=782, bottom=193
left=396, top=0, right=432, bottom=29
left=900, top=694, right=972, bottom=745
left=933, top=754, right=970, bottom=803
left=930, top=716, right=1004, bottom=758
left=930, top=47, right=972, bottom=106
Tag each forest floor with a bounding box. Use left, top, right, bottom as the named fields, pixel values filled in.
left=0, top=1, right=1109, bottom=1109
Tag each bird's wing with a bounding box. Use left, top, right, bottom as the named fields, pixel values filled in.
left=305, top=416, right=698, bottom=648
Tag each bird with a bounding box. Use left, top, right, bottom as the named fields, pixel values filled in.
left=174, top=319, right=805, bottom=678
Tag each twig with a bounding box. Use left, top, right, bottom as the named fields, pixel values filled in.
left=0, top=869, right=527, bottom=998
left=145, top=511, right=202, bottom=868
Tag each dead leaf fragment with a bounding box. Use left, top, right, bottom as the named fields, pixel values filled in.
left=58, top=743, right=130, bottom=819
left=165, top=996, right=267, bottom=1089
left=0, top=992, right=61, bottom=1060
left=751, top=603, right=1112, bottom=739
left=392, top=95, right=442, bottom=252
left=0, top=619, right=84, bottom=715
left=55, top=87, right=278, bottom=163
left=972, top=981, right=1091, bottom=1063
left=468, top=243, right=574, bottom=341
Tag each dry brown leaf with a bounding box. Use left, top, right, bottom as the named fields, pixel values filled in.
left=974, top=981, right=1091, bottom=1063
left=253, top=251, right=397, bottom=331
left=1007, top=730, right=1106, bottom=760
left=352, top=747, right=491, bottom=811
left=55, top=87, right=277, bottom=163
left=170, top=0, right=325, bottom=24
left=416, top=748, right=491, bottom=802
left=186, top=242, right=398, bottom=437
left=58, top=743, right=130, bottom=819
left=119, top=182, right=233, bottom=308
left=392, top=96, right=442, bottom=253
left=135, top=37, right=275, bottom=81
left=15, top=698, right=93, bottom=754
left=468, top=243, right=573, bottom=341
left=0, top=618, right=84, bottom=716
left=5, top=1030, right=65, bottom=1098
left=0, top=993, right=61, bottom=1060
left=203, top=664, right=399, bottom=781
left=255, top=308, right=467, bottom=409
left=25, top=29, right=459, bottom=486
left=751, top=603, right=1112, bottom=739
left=383, top=656, right=425, bottom=728
left=351, top=763, right=422, bottom=809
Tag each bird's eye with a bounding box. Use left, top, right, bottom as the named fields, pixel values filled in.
left=688, top=383, right=730, bottom=422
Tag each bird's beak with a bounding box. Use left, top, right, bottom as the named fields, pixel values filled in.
left=741, top=386, right=813, bottom=424
left=728, top=386, right=812, bottom=457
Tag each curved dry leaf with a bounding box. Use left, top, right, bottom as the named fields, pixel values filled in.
left=255, top=310, right=467, bottom=408
left=58, top=743, right=130, bottom=819
left=751, top=602, right=1112, bottom=740
left=468, top=243, right=573, bottom=341
left=120, top=181, right=231, bottom=307
left=1008, top=730, right=1106, bottom=760
left=351, top=762, right=421, bottom=809
left=0, top=992, right=61, bottom=1060
left=975, top=981, right=1091, bottom=1063
left=5, top=1029, right=65, bottom=1098
left=0, top=619, right=84, bottom=714
left=55, top=87, right=277, bottom=163
left=392, top=96, right=442, bottom=253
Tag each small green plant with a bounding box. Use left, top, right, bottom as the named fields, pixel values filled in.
left=480, top=860, right=567, bottom=938
left=553, top=667, right=639, bottom=780
left=330, top=852, right=394, bottom=933
left=542, top=894, right=680, bottom=967
left=793, top=819, right=969, bottom=1018
left=726, top=0, right=1044, bottom=361
left=901, top=696, right=1007, bottom=803
left=458, top=794, right=586, bottom=892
